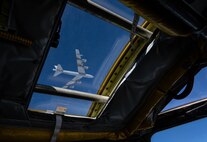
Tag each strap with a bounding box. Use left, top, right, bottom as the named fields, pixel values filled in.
left=50, top=115, right=63, bottom=142
left=130, top=13, right=140, bottom=41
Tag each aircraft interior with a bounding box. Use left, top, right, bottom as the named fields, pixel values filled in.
left=0, top=0, right=207, bottom=142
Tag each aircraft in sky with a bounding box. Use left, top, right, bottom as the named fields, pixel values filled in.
left=52, top=49, right=94, bottom=88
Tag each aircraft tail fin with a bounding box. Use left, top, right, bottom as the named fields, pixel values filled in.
left=53, top=64, right=63, bottom=77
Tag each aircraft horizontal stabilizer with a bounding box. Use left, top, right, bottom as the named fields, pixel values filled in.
left=53, top=64, right=63, bottom=77
left=84, top=66, right=89, bottom=70
left=82, top=59, right=87, bottom=63
left=63, top=85, right=74, bottom=89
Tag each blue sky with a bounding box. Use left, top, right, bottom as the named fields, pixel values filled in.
left=152, top=117, right=207, bottom=142
left=28, top=1, right=207, bottom=141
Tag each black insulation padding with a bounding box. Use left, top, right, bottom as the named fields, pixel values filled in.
left=0, top=0, right=65, bottom=119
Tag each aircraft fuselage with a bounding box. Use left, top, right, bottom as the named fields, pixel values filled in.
left=62, top=70, right=93, bottom=78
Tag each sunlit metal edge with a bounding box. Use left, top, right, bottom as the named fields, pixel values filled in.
left=87, top=0, right=133, bottom=24
left=53, top=86, right=109, bottom=103
left=87, top=0, right=152, bottom=39
left=34, top=85, right=109, bottom=103
left=160, top=97, right=207, bottom=115
left=28, top=109, right=96, bottom=120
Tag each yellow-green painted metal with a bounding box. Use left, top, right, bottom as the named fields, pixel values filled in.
left=87, top=22, right=156, bottom=117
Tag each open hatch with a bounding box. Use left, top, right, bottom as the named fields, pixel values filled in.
left=0, top=0, right=207, bottom=142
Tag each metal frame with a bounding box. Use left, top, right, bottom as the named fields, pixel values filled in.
left=35, top=84, right=109, bottom=103
left=32, top=0, right=153, bottom=112
left=68, top=0, right=152, bottom=39
left=154, top=97, right=207, bottom=132
left=28, top=108, right=96, bottom=119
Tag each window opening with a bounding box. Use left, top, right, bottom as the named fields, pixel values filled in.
left=28, top=4, right=130, bottom=117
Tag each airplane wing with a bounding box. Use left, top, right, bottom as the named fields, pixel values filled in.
left=75, top=49, right=88, bottom=75
left=63, top=75, right=83, bottom=89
